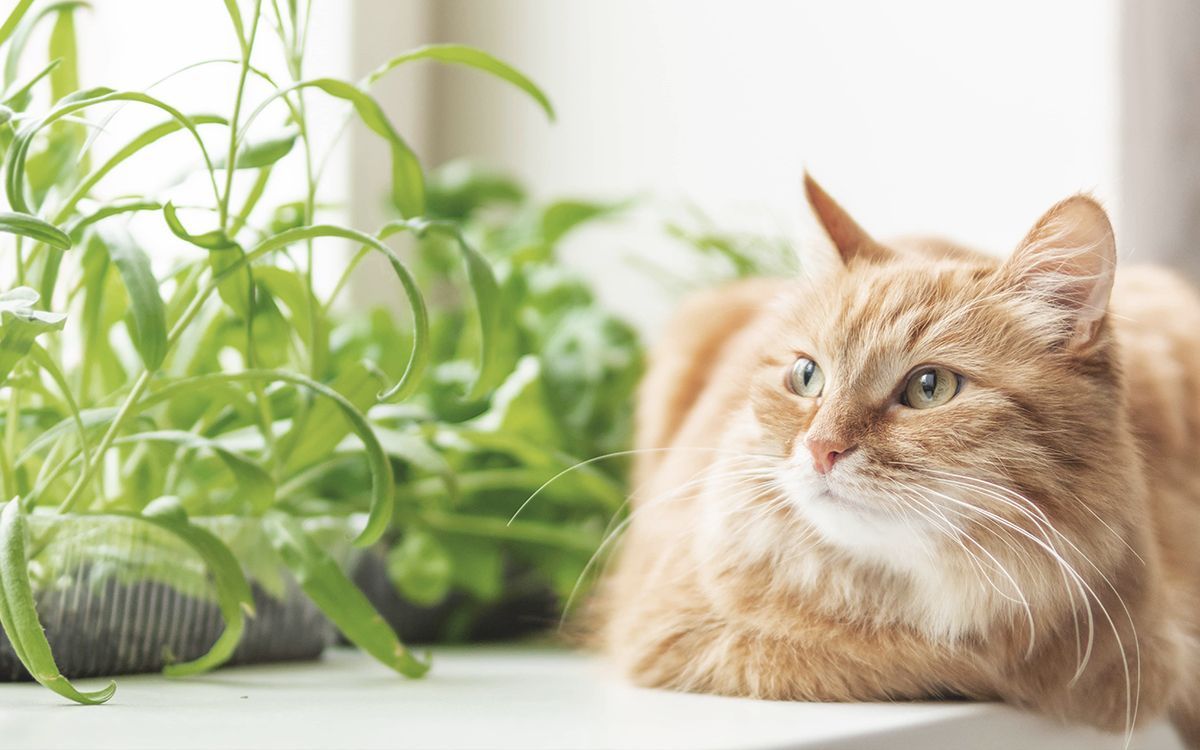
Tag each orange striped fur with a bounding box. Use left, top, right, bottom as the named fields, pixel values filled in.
left=593, top=176, right=1200, bottom=745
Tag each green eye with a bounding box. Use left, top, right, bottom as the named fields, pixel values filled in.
left=787, top=357, right=825, bottom=397
left=902, top=367, right=961, bottom=409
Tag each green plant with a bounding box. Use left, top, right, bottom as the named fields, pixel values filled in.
left=317, top=162, right=644, bottom=634
left=0, top=0, right=552, bottom=702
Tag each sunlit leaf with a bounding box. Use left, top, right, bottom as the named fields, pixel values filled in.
left=264, top=514, right=428, bottom=677
left=0, top=501, right=116, bottom=704
left=90, top=228, right=167, bottom=371
left=366, top=43, right=554, bottom=121
left=0, top=287, right=65, bottom=383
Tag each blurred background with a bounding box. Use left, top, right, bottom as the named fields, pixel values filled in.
left=75, top=0, right=1192, bottom=336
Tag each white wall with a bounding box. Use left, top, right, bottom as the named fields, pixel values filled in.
left=58, top=2, right=1121, bottom=338
left=411, top=0, right=1119, bottom=335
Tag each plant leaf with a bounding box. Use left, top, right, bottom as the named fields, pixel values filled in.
left=55, top=115, right=226, bottom=224
left=0, top=0, right=34, bottom=49
left=2, top=1, right=88, bottom=91
left=263, top=514, right=428, bottom=677
left=47, top=2, right=84, bottom=102
left=0, top=211, right=69, bottom=249
left=0, top=500, right=116, bottom=704
left=109, top=498, right=256, bottom=677
left=365, top=44, right=554, bottom=121
left=136, top=369, right=394, bottom=547
left=0, top=286, right=65, bottom=383
left=282, top=360, right=380, bottom=474
left=64, top=198, right=162, bottom=240
left=386, top=529, right=452, bottom=606
left=6, top=89, right=219, bottom=215
left=90, top=228, right=167, bottom=371
left=222, top=129, right=297, bottom=170
left=378, top=218, right=501, bottom=400
left=163, top=202, right=251, bottom=318
left=240, top=80, right=423, bottom=216
left=114, top=432, right=274, bottom=514
left=232, top=225, right=428, bottom=401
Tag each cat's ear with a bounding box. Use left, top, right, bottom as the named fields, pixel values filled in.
left=1002, top=195, right=1117, bottom=350
left=803, top=172, right=891, bottom=266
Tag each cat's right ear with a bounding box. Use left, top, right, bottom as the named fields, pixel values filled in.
left=803, top=172, right=891, bottom=267
left=1001, top=195, right=1117, bottom=351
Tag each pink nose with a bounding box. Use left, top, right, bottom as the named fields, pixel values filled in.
left=806, top=437, right=853, bottom=475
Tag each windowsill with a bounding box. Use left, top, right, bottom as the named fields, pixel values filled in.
left=0, top=646, right=1181, bottom=749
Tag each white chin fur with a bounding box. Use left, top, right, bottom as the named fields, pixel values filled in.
left=770, top=458, right=1001, bottom=640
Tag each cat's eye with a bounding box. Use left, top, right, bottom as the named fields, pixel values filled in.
left=901, top=367, right=961, bottom=409
left=786, top=357, right=825, bottom=397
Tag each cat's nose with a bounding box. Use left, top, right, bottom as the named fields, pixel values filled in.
left=806, top=437, right=854, bottom=475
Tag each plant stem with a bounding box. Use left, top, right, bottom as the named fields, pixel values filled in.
left=58, top=369, right=151, bottom=513
left=217, top=0, right=263, bottom=230
left=218, top=0, right=276, bottom=467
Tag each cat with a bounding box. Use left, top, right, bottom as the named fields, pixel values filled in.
left=592, top=175, right=1200, bottom=746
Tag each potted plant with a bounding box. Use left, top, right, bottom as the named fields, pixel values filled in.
left=0, top=0, right=552, bottom=703
left=333, top=163, right=644, bottom=642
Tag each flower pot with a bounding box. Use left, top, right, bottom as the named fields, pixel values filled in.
left=0, top=513, right=353, bottom=681
left=351, top=545, right=559, bottom=644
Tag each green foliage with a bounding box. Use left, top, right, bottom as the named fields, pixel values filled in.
left=320, top=162, right=643, bottom=631
left=0, top=0, right=557, bottom=702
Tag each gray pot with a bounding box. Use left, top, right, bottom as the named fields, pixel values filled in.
left=0, top=513, right=353, bottom=681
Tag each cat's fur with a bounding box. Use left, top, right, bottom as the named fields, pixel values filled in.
left=594, top=175, right=1200, bottom=745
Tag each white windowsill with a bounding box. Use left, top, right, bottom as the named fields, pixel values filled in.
left=0, top=646, right=1182, bottom=749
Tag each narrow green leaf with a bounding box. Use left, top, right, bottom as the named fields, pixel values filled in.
left=386, top=529, right=451, bottom=606
left=27, top=343, right=90, bottom=471
left=370, top=426, right=457, bottom=501
left=253, top=265, right=326, bottom=373
left=0, top=211, right=69, bottom=249
left=163, top=202, right=250, bottom=318
left=0, top=287, right=65, bottom=383
left=263, top=514, right=428, bottom=677
left=162, top=201, right=235, bottom=249
left=282, top=360, right=380, bottom=473
left=114, top=432, right=274, bottom=514
left=366, top=43, right=554, bottom=121
left=221, top=0, right=246, bottom=52
left=47, top=2, right=84, bottom=102
left=90, top=228, right=167, bottom=371
left=136, top=370, right=394, bottom=547
left=240, top=80, right=423, bottom=216
left=223, top=129, right=297, bottom=170
left=64, top=199, right=162, bottom=240
left=1, top=58, right=57, bottom=111
left=0, top=501, right=116, bottom=704
left=228, top=225, right=428, bottom=401
left=55, top=115, right=226, bottom=225
left=2, top=1, right=87, bottom=90
left=379, top=219, right=502, bottom=399
left=110, top=498, right=255, bottom=677
left=6, top=90, right=219, bottom=215
left=0, top=0, right=35, bottom=48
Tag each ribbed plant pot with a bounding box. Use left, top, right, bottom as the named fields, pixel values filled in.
left=352, top=546, right=559, bottom=644
left=0, top=514, right=353, bottom=681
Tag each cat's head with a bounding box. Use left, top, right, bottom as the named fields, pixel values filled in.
left=735, top=176, right=1134, bottom=577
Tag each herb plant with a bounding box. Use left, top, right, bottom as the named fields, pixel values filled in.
left=0, top=0, right=553, bottom=703
left=323, top=163, right=643, bottom=637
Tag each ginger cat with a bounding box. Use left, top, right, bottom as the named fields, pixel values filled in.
left=595, top=176, right=1200, bottom=745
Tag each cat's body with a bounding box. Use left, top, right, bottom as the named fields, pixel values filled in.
left=595, top=179, right=1200, bottom=744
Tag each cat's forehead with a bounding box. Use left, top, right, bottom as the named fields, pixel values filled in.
left=772, top=261, right=997, bottom=370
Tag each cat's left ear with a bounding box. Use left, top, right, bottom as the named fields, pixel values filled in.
left=803, top=172, right=892, bottom=267
left=1002, top=195, right=1116, bottom=350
